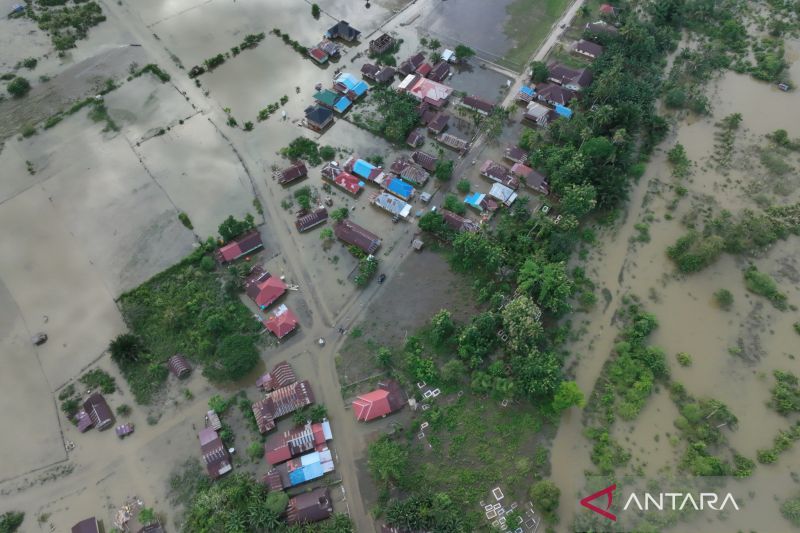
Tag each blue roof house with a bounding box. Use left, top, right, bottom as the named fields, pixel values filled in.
left=333, top=96, right=352, bottom=113
left=352, top=159, right=376, bottom=180
left=554, top=104, right=573, bottom=118
left=464, top=192, right=486, bottom=211
left=517, top=85, right=536, bottom=102
left=334, top=73, right=369, bottom=99
left=385, top=178, right=415, bottom=201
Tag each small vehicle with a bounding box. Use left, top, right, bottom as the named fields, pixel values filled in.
left=115, top=423, right=134, bottom=439
left=378, top=274, right=386, bottom=284
left=32, top=332, right=48, bottom=346
left=777, top=83, right=789, bottom=92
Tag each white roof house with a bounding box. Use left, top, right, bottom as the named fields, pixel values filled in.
left=441, top=49, right=456, bottom=63
left=489, top=183, right=518, bottom=206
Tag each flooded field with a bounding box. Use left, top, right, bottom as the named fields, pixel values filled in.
left=549, top=39, right=800, bottom=532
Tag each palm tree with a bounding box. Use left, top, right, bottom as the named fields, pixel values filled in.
left=108, top=333, right=143, bottom=364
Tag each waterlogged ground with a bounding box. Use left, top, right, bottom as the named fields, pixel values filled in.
left=550, top=41, right=800, bottom=532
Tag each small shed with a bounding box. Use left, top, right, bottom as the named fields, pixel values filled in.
left=412, top=239, right=424, bottom=251
left=83, top=392, right=114, bottom=430
left=167, top=354, right=191, bottom=379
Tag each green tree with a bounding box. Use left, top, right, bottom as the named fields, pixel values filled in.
left=781, top=495, right=800, bottom=527
left=559, top=183, right=597, bottom=218
left=454, top=44, right=474, bottom=61
left=443, top=194, right=465, bottom=215
left=376, top=346, right=392, bottom=368
left=109, top=333, right=144, bottom=365
left=331, top=207, right=349, bottom=222
left=311, top=3, right=321, bottom=18
left=368, top=436, right=408, bottom=487
left=320, top=227, right=334, bottom=242
left=456, top=179, right=470, bottom=193
left=138, top=507, right=156, bottom=525
left=530, top=61, right=549, bottom=83
left=429, top=309, right=454, bottom=346
left=441, top=359, right=466, bottom=384
left=529, top=480, right=561, bottom=523
left=0, top=512, right=24, bottom=533
left=265, top=490, right=289, bottom=516
left=451, top=232, right=501, bottom=275
left=552, top=381, right=585, bottom=413
left=218, top=214, right=255, bottom=242
left=7, top=76, right=31, bottom=98
left=457, top=311, right=500, bottom=368
left=319, top=145, right=336, bottom=160
left=517, top=258, right=574, bottom=315
left=204, top=335, right=259, bottom=381
left=434, top=159, right=454, bottom=181
left=501, top=295, right=543, bottom=356
left=308, top=403, right=328, bottom=422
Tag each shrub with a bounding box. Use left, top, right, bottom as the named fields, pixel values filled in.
left=529, top=480, right=560, bottom=523
left=247, top=441, right=262, bottom=461
left=200, top=255, right=216, bottom=272
left=781, top=496, right=800, bottom=527
left=319, top=145, right=336, bottom=160
left=21, top=57, right=38, bottom=70
left=443, top=194, right=465, bottom=215
left=743, top=266, right=787, bottom=310
left=178, top=212, right=193, bottom=229
left=456, top=179, right=470, bottom=194
left=331, top=207, right=349, bottom=222
left=713, top=288, right=733, bottom=310
left=664, top=87, right=687, bottom=108
left=311, top=3, right=320, bottom=18
left=434, top=159, right=454, bottom=181
left=676, top=352, right=693, bottom=367
left=0, top=511, right=25, bottom=533
left=7, top=76, right=31, bottom=98
left=116, top=404, right=132, bottom=417
left=79, top=368, right=117, bottom=394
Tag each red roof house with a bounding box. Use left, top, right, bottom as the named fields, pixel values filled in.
left=245, top=270, right=287, bottom=309
left=352, top=380, right=406, bottom=422
left=256, top=360, right=297, bottom=391
left=264, top=304, right=298, bottom=339
left=215, top=230, right=263, bottom=263
left=416, top=62, right=432, bottom=77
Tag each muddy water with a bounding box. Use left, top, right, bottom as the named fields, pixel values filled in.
left=549, top=41, right=800, bottom=531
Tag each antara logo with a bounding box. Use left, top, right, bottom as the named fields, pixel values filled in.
left=580, top=484, right=740, bottom=521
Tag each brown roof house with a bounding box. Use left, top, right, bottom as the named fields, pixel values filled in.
left=334, top=219, right=381, bottom=254
left=427, top=112, right=450, bottom=135
left=585, top=20, right=619, bottom=35
left=573, top=39, right=604, bottom=59
left=399, top=52, right=426, bottom=75
left=83, top=392, right=113, bottom=430
left=252, top=380, right=315, bottom=433
left=428, top=61, right=450, bottom=82
left=287, top=487, right=334, bottom=524
left=216, top=230, right=263, bottom=263
left=198, top=427, right=232, bottom=479
left=504, top=146, right=528, bottom=164
left=535, top=84, right=577, bottom=107
left=72, top=517, right=100, bottom=533
left=369, top=33, right=396, bottom=55
left=460, top=95, right=495, bottom=115
left=374, top=66, right=396, bottom=84
left=361, top=63, right=381, bottom=80
left=295, top=207, right=328, bottom=232
left=405, top=128, right=426, bottom=148
left=412, top=150, right=438, bottom=172
left=480, top=160, right=520, bottom=190
left=167, top=354, right=191, bottom=379
left=256, top=360, right=297, bottom=392
left=511, top=163, right=549, bottom=195
left=276, top=162, right=308, bottom=185
left=441, top=209, right=480, bottom=233
left=547, top=63, right=593, bottom=91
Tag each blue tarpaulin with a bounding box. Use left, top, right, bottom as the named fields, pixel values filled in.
left=386, top=178, right=414, bottom=200
left=333, top=96, right=352, bottom=113
left=519, top=85, right=535, bottom=97
left=352, top=159, right=376, bottom=179
left=554, top=104, right=573, bottom=118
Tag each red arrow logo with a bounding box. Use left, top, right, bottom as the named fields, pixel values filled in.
left=580, top=483, right=617, bottom=521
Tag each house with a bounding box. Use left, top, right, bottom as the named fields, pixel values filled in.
left=295, top=207, right=328, bottom=232
left=256, top=360, right=297, bottom=392
left=264, top=304, right=299, bottom=339
left=504, top=146, right=528, bottom=164
left=517, top=85, right=536, bottom=103
left=370, top=33, right=396, bottom=55
left=206, top=410, right=222, bottom=430
left=251, top=380, right=315, bottom=433
left=406, top=128, right=425, bottom=148
left=383, top=177, right=415, bottom=201
left=76, top=410, right=93, bottom=432
left=304, top=105, right=334, bottom=132
left=346, top=157, right=384, bottom=183
left=489, top=182, right=518, bottom=206
left=277, top=162, right=308, bottom=185
left=265, top=419, right=333, bottom=465
left=585, top=20, right=619, bottom=35
left=308, top=47, right=328, bottom=64
left=399, top=52, right=426, bottom=75
left=398, top=74, right=453, bottom=108
left=374, top=66, right=396, bottom=84
left=480, top=160, right=520, bottom=190
left=72, top=518, right=100, bottom=533
left=313, top=88, right=352, bottom=113
left=318, top=40, right=340, bottom=58
left=245, top=269, right=287, bottom=309
left=535, top=84, right=576, bottom=107
left=399, top=164, right=429, bottom=186
left=389, top=156, right=411, bottom=175
left=428, top=61, right=450, bottom=82
left=412, top=150, right=438, bottom=172
left=441, top=48, right=456, bottom=63
left=322, top=163, right=364, bottom=196
left=167, top=354, right=191, bottom=379
left=334, top=219, right=381, bottom=254
left=83, top=392, right=113, bottom=430
left=325, top=20, right=360, bottom=41
left=524, top=101, right=558, bottom=126
left=574, top=39, right=604, bottom=59
left=371, top=192, right=413, bottom=219
left=465, top=192, right=499, bottom=214
left=352, top=379, right=407, bottom=421
left=547, top=63, right=593, bottom=91
left=512, top=164, right=549, bottom=195
left=287, top=487, right=334, bottom=525
left=198, top=427, right=232, bottom=479
left=333, top=72, right=369, bottom=100
left=361, top=63, right=381, bottom=80
left=268, top=446, right=334, bottom=488
left=437, top=132, right=469, bottom=153
left=441, top=209, right=480, bottom=233
left=461, top=95, right=495, bottom=115
left=216, top=230, right=263, bottom=263
left=416, top=62, right=432, bottom=77
left=427, top=112, right=449, bottom=135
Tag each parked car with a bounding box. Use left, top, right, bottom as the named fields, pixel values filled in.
left=31, top=332, right=47, bottom=346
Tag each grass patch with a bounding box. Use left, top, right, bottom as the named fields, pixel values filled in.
left=504, top=0, right=570, bottom=68
left=79, top=368, right=116, bottom=394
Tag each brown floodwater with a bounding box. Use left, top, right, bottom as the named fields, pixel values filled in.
left=549, top=39, right=800, bottom=532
